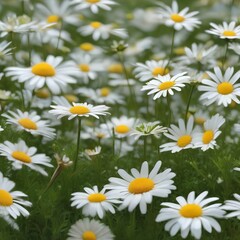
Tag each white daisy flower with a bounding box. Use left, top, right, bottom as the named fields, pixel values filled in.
left=71, top=0, right=116, bottom=14
left=0, top=14, right=36, bottom=37
left=2, top=109, right=56, bottom=139
left=71, top=185, right=121, bottom=218
left=177, top=43, right=217, bottom=66
left=141, top=72, right=190, bottom=100
left=193, top=114, right=225, bottom=151
left=157, top=1, right=201, bottom=31
left=35, top=0, right=79, bottom=25
left=78, top=21, right=128, bottom=41
left=0, top=171, right=32, bottom=219
left=105, top=161, right=176, bottom=214
left=160, top=116, right=197, bottom=153
left=198, top=67, right=240, bottom=107
left=67, top=218, right=114, bottom=240
left=206, top=21, right=240, bottom=39
left=0, top=41, right=12, bottom=58
left=78, top=42, right=103, bottom=55
left=108, top=116, right=137, bottom=138
left=134, top=60, right=170, bottom=82
left=131, top=121, right=168, bottom=140
left=229, top=42, right=240, bottom=55
left=222, top=194, right=240, bottom=219
left=0, top=140, right=53, bottom=176
left=5, top=55, right=78, bottom=94
left=156, top=191, right=226, bottom=239
left=85, top=146, right=102, bottom=157
left=71, top=54, right=103, bottom=83
left=49, top=96, right=110, bottom=120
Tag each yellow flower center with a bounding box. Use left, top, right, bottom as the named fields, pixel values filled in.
left=217, top=82, right=233, bottom=95
left=0, top=189, right=13, bottom=206
left=195, top=117, right=206, bottom=125
left=32, top=62, right=56, bottom=77
left=223, top=30, right=236, bottom=37
left=69, top=105, right=90, bottom=115
left=96, top=133, right=105, bottom=138
left=152, top=67, right=169, bottom=76
left=128, top=178, right=154, bottom=194
left=86, top=0, right=100, bottom=3
left=171, top=14, right=185, bottom=23
left=100, top=87, right=110, bottom=97
left=179, top=204, right=203, bottom=218
left=79, top=64, right=90, bottom=72
left=90, top=21, right=102, bottom=29
left=177, top=135, right=192, bottom=147
left=82, top=231, right=96, bottom=240
left=159, top=81, right=175, bottom=90
left=202, top=130, right=214, bottom=144
left=18, top=118, right=38, bottom=130
left=11, top=151, right=32, bottom=163
left=107, top=63, right=123, bottom=73
left=115, top=124, right=130, bottom=134
left=64, top=94, right=78, bottom=103
left=47, top=15, right=60, bottom=23
left=35, top=88, right=51, bottom=99
left=88, top=193, right=106, bottom=202
left=80, top=42, right=95, bottom=51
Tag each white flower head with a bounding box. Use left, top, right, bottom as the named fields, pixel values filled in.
left=105, top=161, right=176, bottom=214
left=156, top=191, right=226, bottom=239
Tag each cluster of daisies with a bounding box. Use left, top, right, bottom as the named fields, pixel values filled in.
left=0, top=0, right=240, bottom=239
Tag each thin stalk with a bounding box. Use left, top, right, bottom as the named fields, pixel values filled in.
left=73, top=118, right=82, bottom=171
left=166, top=94, right=172, bottom=127
left=21, top=0, right=25, bottom=14
left=143, top=137, right=147, bottom=161
left=165, top=28, right=176, bottom=71
left=222, top=40, right=229, bottom=70
left=27, top=33, right=31, bottom=66
left=112, top=128, right=115, bottom=157
left=185, top=85, right=195, bottom=123
left=10, top=32, right=16, bottom=64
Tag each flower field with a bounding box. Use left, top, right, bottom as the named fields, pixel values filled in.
left=0, top=0, right=240, bottom=239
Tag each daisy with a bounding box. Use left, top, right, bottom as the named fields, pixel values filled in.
left=0, top=140, right=53, bottom=176
left=229, top=42, right=240, bottom=55
left=206, top=21, right=240, bottom=39
left=141, top=72, right=190, bottom=100
left=193, top=114, right=225, bottom=151
left=131, top=121, right=168, bottom=140
left=0, top=14, right=36, bottom=37
left=71, top=0, right=116, bottom=14
left=177, top=43, right=217, bottom=66
left=35, top=0, right=79, bottom=25
left=157, top=1, right=201, bottom=31
left=2, top=109, right=56, bottom=139
left=70, top=53, right=103, bottom=83
left=0, top=41, right=12, bottom=58
left=67, top=218, right=114, bottom=240
left=134, top=60, right=170, bottom=82
left=156, top=191, right=225, bottom=239
left=198, top=67, right=240, bottom=107
left=49, top=96, right=110, bottom=120
left=85, top=146, right=102, bottom=158
left=222, top=194, right=240, bottom=219
left=70, top=185, right=121, bottom=218
left=105, top=161, right=176, bottom=214
left=160, top=116, right=197, bottom=153
left=5, top=55, right=78, bottom=94
left=78, top=21, right=128, bottom=41
left=108, top=116, right=136, bottom=138
left=0, top=171, right=32, bottom=219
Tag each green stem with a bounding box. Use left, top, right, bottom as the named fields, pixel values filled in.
left=56, top=21, right=63, bottom=52
left=167, top=94, right=171, bottom=127
left=222, top=40, right=229, bottom=70
left=27, top=33, right=31, bottom=66
left=185, top=85, right=195, bottom=123
left=73, top=118, right=82, bottom=171
left=10, top=32, right=16, bottom=64
left=165, top=28, right=176, bottom=71
left=112, top=128, right=115, bottom=157
left=143, top=137, right=147, bottom=161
